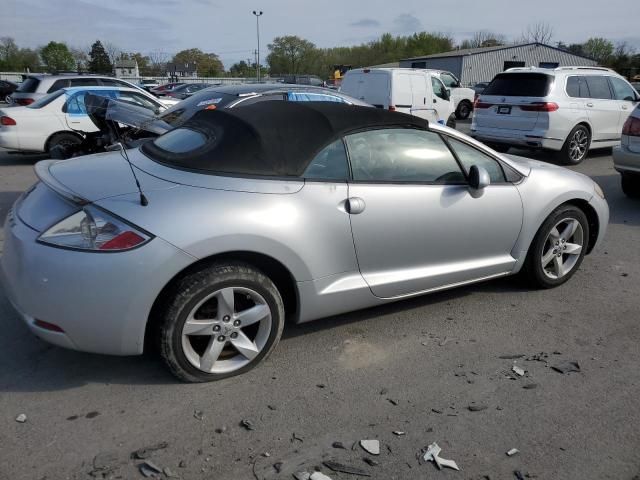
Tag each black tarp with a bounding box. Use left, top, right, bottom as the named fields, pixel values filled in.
left=141, top=101, right=428, bottom=177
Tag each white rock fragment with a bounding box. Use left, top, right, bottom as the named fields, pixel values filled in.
left=15, top=414, right=27, bottom=423
left=512, top=365, right=525, bottom=376
left=507, top=448, right=520, bottom=456
left=310, top=472, right=333, bottom=480
left=360, top=439, right=380, bottom=455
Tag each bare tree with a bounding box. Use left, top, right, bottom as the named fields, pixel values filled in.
left=103, top=42, right=123, bottom=64
left=70, top=47, right=88, bottom=71
left=467, top=31, right=507, bottom=48
left=521, top=22, right=554, bottom=44
left=148, top=50, right=170, bottom=76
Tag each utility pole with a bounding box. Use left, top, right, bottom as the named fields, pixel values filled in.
left=252, top=10, right=263, bottom=82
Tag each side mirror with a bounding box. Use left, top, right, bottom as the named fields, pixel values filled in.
left=469, top=165, right=490, bottom=190
left=445, top=88, right=451, bottom=101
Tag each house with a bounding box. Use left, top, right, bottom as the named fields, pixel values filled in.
left=165, top=63, right=198, bottom=79
left=399, top=42, right=597, bottom=86
left=114, top=59, right=139, bottom=78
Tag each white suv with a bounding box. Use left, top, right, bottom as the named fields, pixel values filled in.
left=471, top=67, right=640, bottom=164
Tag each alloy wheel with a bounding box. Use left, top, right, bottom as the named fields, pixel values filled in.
left=181, top=287, right=272, bottom=374
left=568, top=129, right=588, bottom=162
left=540, top=218, right=584, bottom=280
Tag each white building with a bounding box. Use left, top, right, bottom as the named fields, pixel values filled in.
left=114, top=60, right=139, bottom=79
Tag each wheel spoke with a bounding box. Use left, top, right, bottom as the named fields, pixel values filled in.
left=541, top=249, right=555, bottom=267
left=183, top=319, right=216, bottom=336
left=199, top=337, right=226, bottom=372
left=564, top=243, right=582, bottom=255
left=549, top=227, right=560, bottom=241
left=230, top=331, right=259, bottom=360
left=560, top=220, right=578, bottom=241
left=216, top=288, right=235, bottom=319
left=553, top=256, right=564, bottom=277
left=236, top=303, right=270, bottom=327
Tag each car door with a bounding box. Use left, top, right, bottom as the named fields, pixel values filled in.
left=408, top=74, right=438, bottom=122
left=63, top=90, right=103, bottom=133
left=430, top=76, right=453, bottom=124
left=584, top=75, right=621, bottom=141
left=345, top=127, right=523, bottom=298
left=609, top=76, right=639, bottom=134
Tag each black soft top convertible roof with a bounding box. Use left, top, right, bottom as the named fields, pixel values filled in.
left=141, top=101, right=428, bottom=177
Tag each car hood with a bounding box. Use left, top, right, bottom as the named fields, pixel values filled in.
left=503, top=153, right=566, bottom=173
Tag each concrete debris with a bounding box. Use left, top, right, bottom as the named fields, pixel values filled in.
left=262, top=452, right=271, bottom=457
left=139, top=461, right=162, bottom=478
left=551, top=361, right=581, bottom=374
left=310, top=472, right=333, bottom=480
left=392, top=431, right=406, bottom=436
left=291, top=432, right=304, bottom=443
left=523, top=383, right=538, bottom=390
left=468, top=405, right=488, bottom=412
left=163, top=467, right=179, bottom=478
left=499, top=355, right=524, bottom=359
left=241, top=419, right=256, bottom=431
left=323, top=460, right=371, bottom=477
left=193, top=410, right=204, bottom=420
left=507, top=448, right=520, bottom=456
left=363, top=457, right=379, bottom=466
left=423, top=442, right=460, bottom=471
left=512, top=366, right=525, bottom=376
left=15, top=414, right=27, bottom=423
left=273, top=462, right=283, bottom=473
left=293, top=471, right=311, bottom=480
left=360, top=439, right=380, bottom=455
left=89, top=452, right=118, bottom=478
left=332, top=442, right=346, bottom=449
left=132, top=442, right=168, bottom=460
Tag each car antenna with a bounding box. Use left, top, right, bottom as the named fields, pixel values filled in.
left=106, top=141, right=149, bottom=206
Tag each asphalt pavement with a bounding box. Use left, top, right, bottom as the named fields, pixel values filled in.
left=1, top=125, right=639, bottom=480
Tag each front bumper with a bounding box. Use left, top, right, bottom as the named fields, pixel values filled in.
left=470, top=126, right=564, bottom=151
left=1, top=207, right=195, bottom=355
left=613, top=145, right=640, bottom=174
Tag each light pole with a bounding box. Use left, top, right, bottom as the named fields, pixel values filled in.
left=252, top=10, right=263, bottom=82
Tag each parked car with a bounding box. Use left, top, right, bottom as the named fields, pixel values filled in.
left=138, top=78, right=160, bottom=92
left=0, top=79, right=18, bottom=103
left=471, top=66, right=640, bottom=164
left=613, top=102, right=640, bottom=197
left=0, top=86, right=168, bottom=153
left=424, top=70, right=476, bottom=120
left=8, top=74, right=175, bottom=107
left=340, top=68, right=456, bottom=128
left=472, top=82, right=490, bottom=95
left=165, top=83, right=215, bottom=100
left=1, top=101, right=608, bottom=382
left=150, top=82, right=185, bottom=96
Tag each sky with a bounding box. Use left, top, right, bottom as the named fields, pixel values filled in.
left=2, top=0, right=639, bottom=68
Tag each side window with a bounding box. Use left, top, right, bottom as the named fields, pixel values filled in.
left=566, top=76, right=590, bottom=98
left=47, top=79, right=70, bottom=93
left=99, top=79, right=119, bottom=87
left=118, top=91, right=159, bottom=111
left=233, top=94, right=286, bottom=107
left=431, top=77, right=448, bottom=100
left=345, top=128, right=465, bottom=183
left=585, top=76, right=612, bottom=99
left=287, top=92, right=346, bottom=103
left=446, top=137, right=506, bottom=183
left=609, top=77, right=637, bottom=101
left=65, top=92, right=87, bottom=115
left=303, top=139, right=349, bottom=180
left=69, top=78, right=100, bottom=87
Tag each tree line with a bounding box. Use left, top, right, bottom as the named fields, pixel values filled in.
left=1, top=28, right=639, bottom=80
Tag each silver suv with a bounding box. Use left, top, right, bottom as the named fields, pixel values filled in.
left=10, top=74, right=145, bottom=106
left=471, top=67, right=640, bottom=164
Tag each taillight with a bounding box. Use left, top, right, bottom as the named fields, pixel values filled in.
left=474, top=101, right=493, bottom=109
left=388, top=105, right=396, bottom=111
left=99, top=231, right=146, bottom=250
left=0, top=116, right=16, bottom=126
left=34, top=319, right=65, bottom=333
left=622, top=116, right=640, bottom=137
left=520, top=102, right=559, bottom=112
left=15, top=98, right=34, bottom=106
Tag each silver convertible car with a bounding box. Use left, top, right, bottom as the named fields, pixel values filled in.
left=1, top=102, right=608, bottom=382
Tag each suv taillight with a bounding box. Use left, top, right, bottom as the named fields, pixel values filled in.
left=0, top=116, right=16, bottom=126
left=622, top=116, right=640, bottom=137
left=15, top=98, right=34, bottom=106
left=520, top=102, right=559, bottom=112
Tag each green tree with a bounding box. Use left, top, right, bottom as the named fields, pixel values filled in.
left=267, top=36, right=317, bottom=74
left=171, top=48, right=223, bottom=77
left=583, top=37, right=614, bottom=64
left=88, top=40, right=113, bottom=74
left=40, top=41, right=75, bottom=72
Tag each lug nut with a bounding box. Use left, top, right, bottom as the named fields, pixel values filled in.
left=233, top=319, right=241, bottom=326
left=217, top=335, right=226, bottom=342
left=230, top=332, right=238, bottom=339
left=213, top=325, right=221, bottom=332
left=223, top=315, right=230, bottom=322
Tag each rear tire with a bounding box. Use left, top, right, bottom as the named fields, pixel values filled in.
left=523, top=205, right=589, bottom=289
left=621, top=172, right=640, bottom=198
left=47, top=132, right=82, bottom=154
left=488, top=143, right=510, bottom=153
left=446, top=114, right=456, bottom=129
left=558, top=125, right=590, bottom=165
left=455, top=100, right=472, bottom=120
left=158, top=262, right=285, bottom=382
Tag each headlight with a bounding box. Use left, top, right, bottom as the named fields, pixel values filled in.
left=593, top=182, right=605, bottom=199
left=38, top=205, right=151, bottom=251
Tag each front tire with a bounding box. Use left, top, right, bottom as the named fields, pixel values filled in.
left=523, top=205, right=589, bottom=289
left=158, top=263, right=285, bottom=382
left=559, top=125, right=590, bottom=165
left=621, top=173, right=640, bottom=198
left=455, top=100, right=472, bottom=120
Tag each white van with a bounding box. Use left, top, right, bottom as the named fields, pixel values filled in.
left=341, top=68, right=456, bottom=127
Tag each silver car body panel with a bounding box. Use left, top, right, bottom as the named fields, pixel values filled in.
left=0, top=123, right=608, bottom=355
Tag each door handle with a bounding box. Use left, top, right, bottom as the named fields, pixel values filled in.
left=346, top=197, right=366, bottom=214
left=622, top=105, right=628, bottom=110
left=586, top=102, right=594, bottom=107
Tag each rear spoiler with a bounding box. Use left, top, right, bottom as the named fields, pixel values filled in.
left=34, top=160, right=89, bottom=205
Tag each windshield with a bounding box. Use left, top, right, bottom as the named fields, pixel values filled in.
left=483, top=73, right=552, bottom=97
left=159, top=90, right=237, bottom=127
left=16, top=77, right=40, bottom=93
left=26, top=90, right=64, bottom=109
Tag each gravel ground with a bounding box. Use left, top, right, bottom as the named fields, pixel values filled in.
left=0, top=128, right=639, bottom=479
